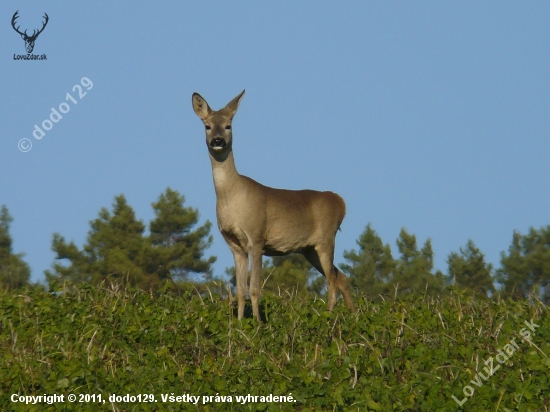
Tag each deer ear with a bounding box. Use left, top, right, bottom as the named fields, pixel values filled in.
left=224, top=90, right=245, bottom=119
left=192, top=93, right=211, bottom=120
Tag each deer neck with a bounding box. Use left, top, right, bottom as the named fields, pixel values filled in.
left=209, top=150, right=241, bottom=196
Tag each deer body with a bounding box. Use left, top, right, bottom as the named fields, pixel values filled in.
left=193, top=91, right=355, bottom=321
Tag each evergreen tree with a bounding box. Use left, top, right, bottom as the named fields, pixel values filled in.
left=149, top=187, right=216, bottom=281
left=0, top=206, right=13, bottom=267
left=393, top=228, right=445, bottom=296
left=46, top=190, right=215, bottom=290
left=496, top=226, right=550, bottom=302
left=0, top=205, right=31, bottom=288
left=447, top=240, right=494, bottom=296
left=46, top=195, right=148, bottom=287
left=340, top=224, right=395, bottom=297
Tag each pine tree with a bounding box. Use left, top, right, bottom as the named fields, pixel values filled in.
left=0, top=205, right=31, bottom=289
left=393, top=228, right=445, bottom=296
left=46, top=195, right=147, bottom=287
left=0, top=206, right=13, bottom=265
left=447, top=240, right=494, bottom=296
left=46, top=190, right=216, bottom=290
left=496, top=226, right=550, bottom=302
left=149, top=187, right=216, bottom=282
left=340, top=224, right=395, bottom=297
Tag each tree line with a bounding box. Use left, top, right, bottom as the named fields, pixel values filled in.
left=1, top=189, right=549, bottom=302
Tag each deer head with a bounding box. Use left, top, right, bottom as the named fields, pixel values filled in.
left=192, top=90, right=245, bottom=160
left=11, top=11, right=49, bottom=53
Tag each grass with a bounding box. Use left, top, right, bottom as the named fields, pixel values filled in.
left=1, top=282, right=549, bottom=411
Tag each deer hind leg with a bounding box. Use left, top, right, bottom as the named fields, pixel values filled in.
left=231, top=247, right=249, bottom=320
left=249, top=245, right=263, bottom=322
left=303, top=247, right=338, bottom=311
left=335, top=269, right=355, bottom=312
left=303, top=247, right=355, bottom=312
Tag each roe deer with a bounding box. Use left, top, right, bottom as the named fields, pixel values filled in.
left=192, top=90, right=355, bottom=321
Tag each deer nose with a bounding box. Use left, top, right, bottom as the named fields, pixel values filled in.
left=211, top=138, right=226, bottom=149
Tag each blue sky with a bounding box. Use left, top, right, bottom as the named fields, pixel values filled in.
left=1, top=2, right=549, bottom=284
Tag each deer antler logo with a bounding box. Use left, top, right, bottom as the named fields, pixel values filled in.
left=11, top=11, right=49, bottom=54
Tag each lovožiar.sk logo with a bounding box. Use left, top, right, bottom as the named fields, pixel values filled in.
left=11, top=10, right=48, bottom=60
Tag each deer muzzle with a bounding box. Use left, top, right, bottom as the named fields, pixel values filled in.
left=210, top=138, right=226, bottom=151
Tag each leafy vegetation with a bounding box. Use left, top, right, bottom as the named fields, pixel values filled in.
left=1, top=283, right=549, bottom=411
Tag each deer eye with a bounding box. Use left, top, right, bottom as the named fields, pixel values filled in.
left=225, top=125, right=231, bottom=130
left=205, top=125, right=211, bottom=130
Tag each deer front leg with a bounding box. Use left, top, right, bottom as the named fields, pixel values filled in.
left=249, top=245, right=263, bottom=322
left=231, top=248, right=249, bottom=320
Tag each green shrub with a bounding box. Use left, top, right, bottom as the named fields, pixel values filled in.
left=1, top=283, right=549, bottom=411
